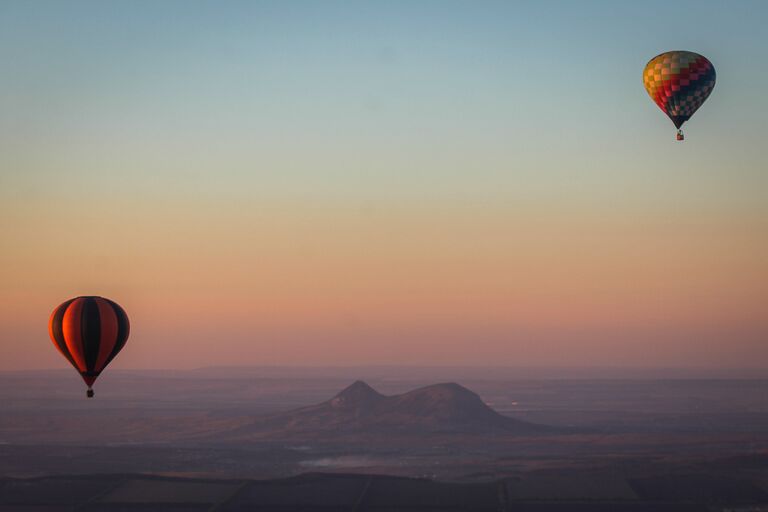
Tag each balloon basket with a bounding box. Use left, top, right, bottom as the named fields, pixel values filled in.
left=87, top=389, right=94, bottom=398
left=676, top=130, right=684, bottom=141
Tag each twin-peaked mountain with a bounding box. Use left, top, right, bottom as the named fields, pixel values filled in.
left=320, top=381, right=515, bottom=430
left=221, top=381, right=552, bottom=440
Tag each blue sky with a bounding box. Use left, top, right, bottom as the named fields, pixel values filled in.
left=2, top=0, right=766, bottom=205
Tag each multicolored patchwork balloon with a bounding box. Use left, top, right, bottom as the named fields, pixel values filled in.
left=643, top=51, right=716, bottom=140
left=49, top=296, right=130, bottom=397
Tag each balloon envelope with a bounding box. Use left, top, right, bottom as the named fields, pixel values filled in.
left=643, top=50, right=715, bottom=130
left=48, top=296, right=130, bottom=393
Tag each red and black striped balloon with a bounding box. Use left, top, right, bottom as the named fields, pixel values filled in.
left=48, top=296, right=129, bottom=397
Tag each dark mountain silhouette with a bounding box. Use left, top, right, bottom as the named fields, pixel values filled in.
left=223, top=381, right=553, bottom=440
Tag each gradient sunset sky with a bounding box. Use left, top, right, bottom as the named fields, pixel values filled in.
left=1, top=0, right=766, bottom=371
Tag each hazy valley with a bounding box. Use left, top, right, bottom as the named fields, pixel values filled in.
left=2, top=367, right=768, bottom=483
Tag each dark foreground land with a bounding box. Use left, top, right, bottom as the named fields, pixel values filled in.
left=2, top=471, right=768, bottom=512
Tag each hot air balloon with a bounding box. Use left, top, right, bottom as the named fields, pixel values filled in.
left=48, top=296, right=129, bottom=398
left=643, top=50, right=716, bottom=140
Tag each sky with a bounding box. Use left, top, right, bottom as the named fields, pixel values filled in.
left=1, top=0, right=767, bottom=371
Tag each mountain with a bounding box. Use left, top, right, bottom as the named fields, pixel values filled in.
left=224, top=381, right=552, bottom=440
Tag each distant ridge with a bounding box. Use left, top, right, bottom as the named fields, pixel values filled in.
left=222, top=381, right=553, bottom=440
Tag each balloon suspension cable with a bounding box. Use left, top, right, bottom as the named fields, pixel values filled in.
left=87, top=388, right=94, bottom=398
left=676, top=129, right=684, bottom=141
